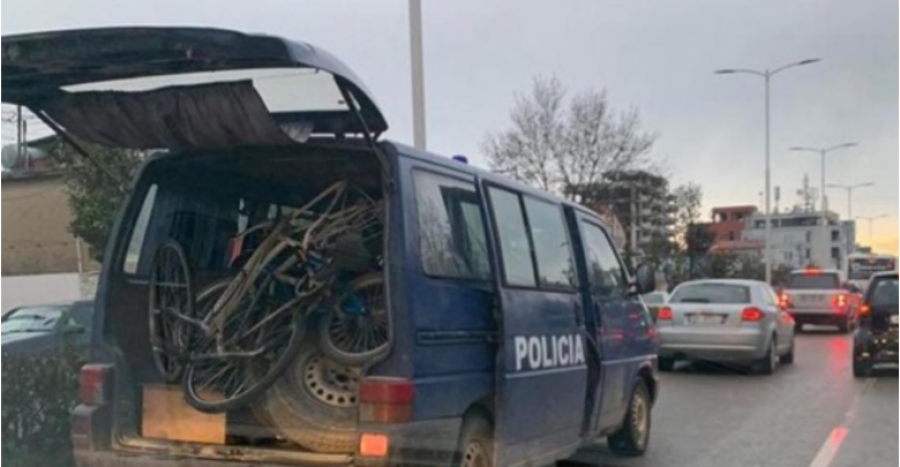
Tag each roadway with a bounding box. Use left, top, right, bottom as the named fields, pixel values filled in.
left=566, top=329, right=898, bottom=467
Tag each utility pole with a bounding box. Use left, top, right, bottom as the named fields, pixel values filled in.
left=409, top=0, right=427, bottom=150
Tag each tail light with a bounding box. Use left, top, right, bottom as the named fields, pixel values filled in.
left=779, top=293, right=793, bottom=311
left=79, top=364, right=114, bottom=406
left=359, top=378, right=414, bottom=424
left=858, top=303, right=871, bottom=317
left=833, top=294, right=849, bottom=311
left=741, top=307, right=765, bottom=322
left=658, top=307, right=674, bottom=321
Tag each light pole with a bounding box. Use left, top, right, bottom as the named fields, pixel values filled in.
left=857, top=214, right=889, bottom=248
left=827, top=182, right=874, bottom=220
left=409, top=0, right=427, bottom=150
left=715, top=58, right=821, bottom=284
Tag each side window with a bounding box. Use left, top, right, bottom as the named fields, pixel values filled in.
left=414, top=171, right=491, bottom=281
left=582, top=222, right=627, bottom=298
left=123, top=184, right=159, bottom=274
left=523, top=198, right=577, bottom=289
left=488, top=187, right=537, bottom=287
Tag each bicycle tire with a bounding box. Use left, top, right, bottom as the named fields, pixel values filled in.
left=148, top=240, right=195, bottom=383
left=183, top=281, right=307, bottom=414
left=318, top=272, right=390, bottom=367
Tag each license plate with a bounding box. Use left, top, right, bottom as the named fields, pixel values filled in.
left=891, top=315, right=899, bottom=325
left=688, top=314, right=724, bottom=325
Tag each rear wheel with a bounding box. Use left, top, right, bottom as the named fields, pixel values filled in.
left=780, top=338, right=795, bottom=365
left=753, top=337, right=778, bottom=375
left=608, top=381, right=652, bottom=457
left=148, top=241, right=194, bottom=383
left=457, top=414, right=494, bottom=467
left=853, top=357, right=871, bottom=378
left=319, top=273, right=390, bottom=366
left=837, top=317, right=851, bottom=334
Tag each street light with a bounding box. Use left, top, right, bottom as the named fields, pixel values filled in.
left=857, top=214, right=889, bottom=248
left=826, top=182, right=874, bottom=220
left=789, top=143, right=858, bottom=214
left=715, top=58, right=822, bottom=284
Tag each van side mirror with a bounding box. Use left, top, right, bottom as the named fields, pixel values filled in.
left=632, top=264, right=656, bottom=296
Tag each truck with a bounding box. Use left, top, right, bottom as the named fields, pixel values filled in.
left=846, top=253, right=897, bottom=292
left=2, top=27, right=661, bottom=467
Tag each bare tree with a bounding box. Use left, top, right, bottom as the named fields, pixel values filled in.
left=483, top=76, right=656, bottom=199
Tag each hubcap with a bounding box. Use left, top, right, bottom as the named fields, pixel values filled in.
left=633, top=393, right=649, bottom=445
left=770, top=341, right=778, bottom=369
left=302, top=352, right=361, bottom=408
left=462, top=442, right=490, bottom=467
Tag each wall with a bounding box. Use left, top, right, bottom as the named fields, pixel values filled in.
left=2, top=173, right=96, bottom=275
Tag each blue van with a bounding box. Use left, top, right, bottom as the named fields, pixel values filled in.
left=3, top=27, right=659, bottom=467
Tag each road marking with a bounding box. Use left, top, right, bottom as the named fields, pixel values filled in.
left=808, top=427, right=849, bottom=467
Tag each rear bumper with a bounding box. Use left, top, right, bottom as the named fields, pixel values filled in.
left=791, top=310, right=850, bottom=325
left=658, top=327, right=768, bottom=361
left=854, top=330, right=900, bottom=365
left=75, top=451, right=344, bottom=467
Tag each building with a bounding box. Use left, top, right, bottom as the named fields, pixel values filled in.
left=708, top=206, right=757, bottom=243
left=742, top=209, right=856, bottom=271
left=580, top=170, right=676, bottom=262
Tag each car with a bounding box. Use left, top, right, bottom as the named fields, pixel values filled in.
left=642, top=291, right=669, bottom=322
left=3, top=27, right=661, bottom=467
left=781, top=268, right=857, bottom=333
left=656, top=279, right=795, bottom=375
left=1, top=301, right=93, bottom=356
left=853, top=272, right=899, bottom=378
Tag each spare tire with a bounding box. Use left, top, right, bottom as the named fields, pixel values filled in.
left=255, top=336, right=361, bottom=453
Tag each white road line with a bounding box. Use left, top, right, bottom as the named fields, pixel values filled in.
left=808, top=427, right=850, bottom=467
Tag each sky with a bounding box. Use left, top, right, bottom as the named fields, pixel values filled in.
left=2, top=0, right=897, bottom=255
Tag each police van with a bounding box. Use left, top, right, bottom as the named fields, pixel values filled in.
left=3, top=27, right=659, bottom=467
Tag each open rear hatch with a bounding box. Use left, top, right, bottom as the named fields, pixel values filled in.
left=2, top=27, right=388, bottom=149
left=4, top=27, right=394, bottom=462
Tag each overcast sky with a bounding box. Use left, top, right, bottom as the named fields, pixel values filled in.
left=2, top=0, right=897, bottom=254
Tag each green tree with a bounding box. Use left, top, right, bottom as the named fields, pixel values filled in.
left=54, top=141, right=143, bottom=262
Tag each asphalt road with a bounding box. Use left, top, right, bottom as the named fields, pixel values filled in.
left=567, top=329, right=898, bottom=467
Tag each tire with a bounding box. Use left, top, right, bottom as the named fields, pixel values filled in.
left=456, top=414, right=494, bottom=467
left=608, top=381, right=652, bottom=457
left=658, top=357, right=676, bottom=372
left=853, top=358, right=871, bottom=378
left=255, top=338, right=361, bottom=453
left=780, top=338, right=795, bottom=365
left=837, top=318, right=851, bottom=334
left=752, top=337, right=778, bottom=375
left=148, top=240, right=195, bottom=383
left=794, top=323, right=804, bottom=334
left=319, top=273, right=390, bottom=366
left=183, top=287, right=307, bottom=414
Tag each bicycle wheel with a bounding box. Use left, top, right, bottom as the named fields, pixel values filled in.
left=319, top=272, right=390, bottom=366
left=183, top=275, right=307, bottom=413
left=148, top=240, right=194, bottom=383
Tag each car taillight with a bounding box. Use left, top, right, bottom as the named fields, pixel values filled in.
left=833, top=294, right=849, bottom=311
left=359, top=378, right=414, bottom=424
left=741, top=307, right=765, bottom=322
left=79, top=364, right=114, bottom=406
left=658, top=307, right=674, bottom=321
left=779, top=293, right=793, bottom=310
left=858, top=303, right=871, bottom=317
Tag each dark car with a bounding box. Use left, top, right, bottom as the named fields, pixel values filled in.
left=853, top=272, right=899, bottom=377
left=1, top=301, right=94, bottom=356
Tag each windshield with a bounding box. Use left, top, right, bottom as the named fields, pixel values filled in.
left=670, top=284, right=751, bottom=304
left=787, top=273, right=841, bottom=290
left=869, top=277, right=899, bottom=309
left=2, top=307, right=65, bottom=334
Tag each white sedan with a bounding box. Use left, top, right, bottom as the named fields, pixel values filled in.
left=656, top=279, right=796, bottom=375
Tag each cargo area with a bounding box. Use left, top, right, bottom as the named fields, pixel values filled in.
left=104, top=144, right=390, bottom=458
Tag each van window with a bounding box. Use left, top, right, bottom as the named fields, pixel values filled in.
left=414, top=171, right=491, bottom=281
left=123, top=184, right=158, bottom=274
left=523, top=198, right=577, bottom=290
left=582, top=222, right=627, bottom=297
left=489, top=187, right=537, bottom=287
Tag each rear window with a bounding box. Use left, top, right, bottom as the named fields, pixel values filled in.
left=787, top=273, right=841, bottom=290
left=868, top=277, right=899, bottom=309
left=670, top=284, right=751, bottom=304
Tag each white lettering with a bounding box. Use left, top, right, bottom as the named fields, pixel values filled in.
left=573, top=335, right=585, bottom=365
left=541, top=336, right=554, bottom=368
left=558, top=335, right=570, bottom=365
left=528, top=337, right=542, bottom=370
left=514, top=337, right=528, bottom=371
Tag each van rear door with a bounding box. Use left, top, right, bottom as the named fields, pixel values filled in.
left=484, top=185, right=589, bottom=467
left=2, top=27, right=388, bottom=149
